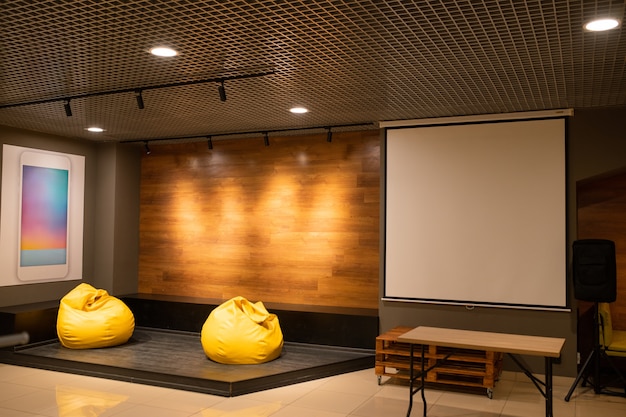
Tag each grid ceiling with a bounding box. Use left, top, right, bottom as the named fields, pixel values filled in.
left=1, top=1, right=625, bottom=143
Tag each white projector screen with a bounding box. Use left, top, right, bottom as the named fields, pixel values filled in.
left=384, top=118, right=566, bottom=309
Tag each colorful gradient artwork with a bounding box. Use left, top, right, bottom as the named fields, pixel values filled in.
left=20, top=165, right=69, bottom=266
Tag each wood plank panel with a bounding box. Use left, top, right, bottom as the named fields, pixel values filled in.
left=138, top=131, right=380, bottom=309
left=577, top=167, right=626, bottom=329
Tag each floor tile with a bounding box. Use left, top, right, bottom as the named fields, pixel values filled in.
left=291, top=388, right=370, bottom=414
left=1, top=364, right=625, bottom=417
left=268, top=404, right=346, bottom=417
left=106, top=403, right=193, bottom=417
left=350, top=395, right=421, bottom=417
left=0, top=407, right=49, bottom=417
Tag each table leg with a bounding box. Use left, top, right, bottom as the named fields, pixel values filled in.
left=508, top=353, right=556, bottom=417
left=407, top=343, right=414, bottom=417
left=546, top=357, right=553, bottom=417
left=421, top=344, right=427, bottom=416
left=406, top=344, right=428, bottom=417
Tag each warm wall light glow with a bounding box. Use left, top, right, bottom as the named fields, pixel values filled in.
left=290, top=107, right=308, bottom=114
left=150, top=46, right=178, bottom=57
left=584, top=18, right=620, bottom=32
left=86, top=127, right=104, bottom=132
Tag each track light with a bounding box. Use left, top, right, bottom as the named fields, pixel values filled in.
left=207, top=136, right=213, bottom=150
left=1, top=70, right=275, bottom=111
left=218, top=80, right=227, bottom=102
left=122, top=122, right=375, bottom=146
left=144, top=141, right=151, bottom=155
left=63, top=99, right=72, bottom=117
left=326, top=127, right=332, bottom=142
left=135, top=89, right=145, bottom=109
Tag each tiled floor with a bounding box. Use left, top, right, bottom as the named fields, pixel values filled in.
left=1, top=363, right=625, bottom=417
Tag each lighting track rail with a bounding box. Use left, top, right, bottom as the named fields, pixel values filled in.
left=121, top=122, right=376, bottom=147
left=0, top=70, right=275, bottom=111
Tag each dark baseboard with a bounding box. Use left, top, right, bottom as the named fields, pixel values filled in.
left=121, top=293, right=379, bottom=349
left=1, top=294, right=379, bottom=349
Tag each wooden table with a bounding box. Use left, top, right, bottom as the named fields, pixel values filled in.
left=398, top=326, right=565, bottom=417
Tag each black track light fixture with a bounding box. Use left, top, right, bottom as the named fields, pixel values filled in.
left=207, top=136, right=213, bottom=150
left=326, top=127, right=332, bottom=142
left=218, top=80, right=227, bottom=102
left=122, top=122, right=375, bottom=146
left=63, top=99, right=72, bottom=117
left=135, top=89, right=145, bottom=109
left=0, top=70, right=275, bottom=113
left=144, top=141, right=151, bottom=155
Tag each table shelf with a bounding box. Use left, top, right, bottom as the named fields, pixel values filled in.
left=375, top=326, right=503, bottom=396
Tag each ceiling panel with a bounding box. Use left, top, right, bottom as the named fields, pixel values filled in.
left=1, top=1, right=624, bottom=143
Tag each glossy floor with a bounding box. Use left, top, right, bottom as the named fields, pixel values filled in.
left=1, top=364, right=625, bottom=417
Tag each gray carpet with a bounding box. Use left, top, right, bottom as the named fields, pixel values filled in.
left=1, top=327, right=374, bottom=396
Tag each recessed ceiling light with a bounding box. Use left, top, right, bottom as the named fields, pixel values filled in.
left=86, top=127, right=105, bottom=133
left=150, top=46, right=178, bottom=57
left=584, top=18, right=620, bottom=32
left=290, top=107, right=308, bottom=114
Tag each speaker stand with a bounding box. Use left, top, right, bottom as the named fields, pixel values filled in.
left=565, top=302, right=626, bottom=401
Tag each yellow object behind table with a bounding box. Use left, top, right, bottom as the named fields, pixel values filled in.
left=56, top=283, right=135, bottom=349
left=201, top=296, right=283, bottom=364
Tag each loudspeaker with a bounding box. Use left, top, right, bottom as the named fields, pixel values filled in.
left=572, top=239, right=617, bottom=302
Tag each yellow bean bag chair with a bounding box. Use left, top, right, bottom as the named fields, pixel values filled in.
left=56, top=283, right=135, bottom=349
left=201, top=296, right=283, bottom=364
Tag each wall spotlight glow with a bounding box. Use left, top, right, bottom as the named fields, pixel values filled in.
left=86, top=127, right=105, bottom=133
left=290, top=107, right=308, bottom=114
left=584, top=18, right=620, bottom=32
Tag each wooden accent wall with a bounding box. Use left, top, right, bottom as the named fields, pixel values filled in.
left=138, top=130, right=380, bottom=310
left=577, top=167, right=626, bottom=329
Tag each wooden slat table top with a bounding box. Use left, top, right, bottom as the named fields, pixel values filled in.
left=397, top=326, right=565, bottom=358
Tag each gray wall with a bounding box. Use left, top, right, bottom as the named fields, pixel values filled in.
left=0, top=126, right=140, bottom=305
left=379, top=105, right=626, bottom=378
left=2, top=104, right=625, bottom=377
left=93, top=142, right=141, bottom=295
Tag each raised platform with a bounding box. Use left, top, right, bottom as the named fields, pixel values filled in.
left=1, top=327, right=374, bottom=396
left=0, top=300, right=59, bottom=343
left=0, top=294, right=378, bottom=396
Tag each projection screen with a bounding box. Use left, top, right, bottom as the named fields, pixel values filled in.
left=383, top=116, right=567, bottom=310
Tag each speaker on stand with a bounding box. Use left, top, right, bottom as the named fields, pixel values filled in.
left=565, top=239, right=625, bottom=401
